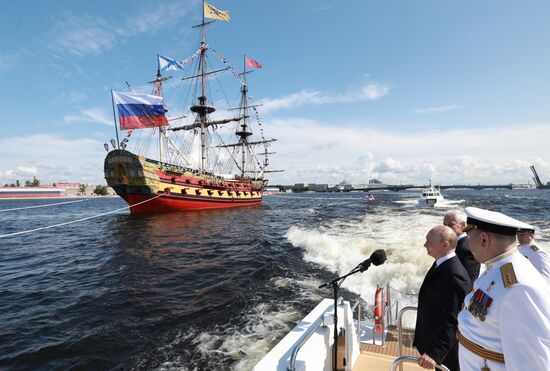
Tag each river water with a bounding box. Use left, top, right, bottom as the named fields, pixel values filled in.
left=1, top=190, right=549, bottom=370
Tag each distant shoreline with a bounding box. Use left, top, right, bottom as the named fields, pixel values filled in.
left=0, top=195, right=119, bottom=201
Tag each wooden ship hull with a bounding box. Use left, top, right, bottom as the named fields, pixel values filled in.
left=105, top=150, right=265, bottom=213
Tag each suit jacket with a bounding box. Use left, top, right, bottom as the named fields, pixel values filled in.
left=413, top=256, right=471, bottom=371
left=455, top=236, right=480, bottom=285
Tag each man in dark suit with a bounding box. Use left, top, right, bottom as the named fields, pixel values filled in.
left=444, top=210, right=480, bottom=285
left=414, top=225, right=471, bottom=371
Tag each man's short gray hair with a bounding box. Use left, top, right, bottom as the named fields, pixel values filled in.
left=445, top=209, right=467, bottom=224
left=432, top=225, right=458, bottom=250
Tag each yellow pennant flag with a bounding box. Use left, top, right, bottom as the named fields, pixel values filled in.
left=204, top=2, right=230, bottom=22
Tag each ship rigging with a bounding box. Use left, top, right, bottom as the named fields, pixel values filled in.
left=104, top=1, right=280, bottom=213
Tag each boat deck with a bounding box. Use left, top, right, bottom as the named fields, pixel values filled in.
left=353, top=327, right=422, bottom=371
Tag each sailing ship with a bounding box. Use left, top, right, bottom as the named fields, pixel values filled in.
left=104, top=2, right=279, bottom=213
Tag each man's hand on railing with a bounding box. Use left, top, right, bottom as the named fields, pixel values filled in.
left=391, top=356, right=451, bottom=371
left=418, top=353, right=437, bottom=369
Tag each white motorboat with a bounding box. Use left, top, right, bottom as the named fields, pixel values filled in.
left=253, top=286, right=449, bottom=371
left=420, top=180, right=444, bottom=207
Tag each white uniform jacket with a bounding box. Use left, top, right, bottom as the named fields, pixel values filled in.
left=517, top=243, right=550, bottom=285
left=457, top=249, right=550, bottom=371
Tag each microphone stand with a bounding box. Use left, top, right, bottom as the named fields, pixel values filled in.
left=319, top=261, right=371, bottom=371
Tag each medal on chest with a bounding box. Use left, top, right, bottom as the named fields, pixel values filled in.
left=467, top=282, right=494, bottom=321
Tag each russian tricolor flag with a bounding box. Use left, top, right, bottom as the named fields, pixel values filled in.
left=112, top=91, right=168, bottom=130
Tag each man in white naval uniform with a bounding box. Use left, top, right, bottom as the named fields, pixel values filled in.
left=517, top=227, right=550, bottom=285
left=457, top=207, right=550, bottom=371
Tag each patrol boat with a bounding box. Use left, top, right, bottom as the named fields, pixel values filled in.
left=419, top=180, right=444, bottom=207
left=104, top=2, right=280, bottom=213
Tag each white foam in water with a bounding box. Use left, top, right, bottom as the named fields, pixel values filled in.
left=393, top=198, right=420, bottom=206
left=181, top=277, right=330, bottom=370
left=192, top=299, right=307, bottom=370
left=286, top=208, right=446, bottom=326
left=394, top=196, right=465, bottom=208
left=431, top=198, right=465, bottom=208
left=155, top=276, right=327, bottom=370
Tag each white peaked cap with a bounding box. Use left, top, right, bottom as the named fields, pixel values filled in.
left=464, top=207, right=534, bottom=236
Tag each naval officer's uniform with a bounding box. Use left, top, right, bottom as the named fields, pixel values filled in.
left=457, top=207, right=550, bottom=371
left=517, top=228, right=550, bottom=285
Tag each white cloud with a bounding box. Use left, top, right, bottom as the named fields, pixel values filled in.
left=259, top=79, right=390, bottom=113
left=49, top=2, right=191, bottom=57
left=264, top=117, right=550, bottom=185
left=0, top=134, right=106, bottom=184
left=413, top=105, right=462, bottom=114
left=123, top=2, right=189, bottom=34
left=50, top=17, right=117, bottom=57
left=3, top=122, right=548, bottom=188
left=0, top=48, right=32, bottom=74
left=64, top=108, right=113, bottom=126
left=54, top=91, right=87, bottom=105
left=0, top=166, right=38, bottom=181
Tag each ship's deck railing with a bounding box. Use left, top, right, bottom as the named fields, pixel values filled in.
left=351, top=283, right=398, bottom=347
left=285, top=285, right=419, bottom=371
left=397, top=306, right=418, bottom=371
left=391, top=356, right=450, bottom=371
left=350, top=283, right=421, bottom=371
left=287, top=306, right=330, bottom=371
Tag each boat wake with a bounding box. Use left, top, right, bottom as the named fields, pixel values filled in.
left=144, top=276, right=325, bottom=370
left=284, top=209, right=443, bottom=320
left=394, top=197, right=465, bottom=208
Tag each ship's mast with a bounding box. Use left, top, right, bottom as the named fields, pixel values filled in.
left=147, top=57, right=179, bottom=165
left=148, top=62, right=172, bottom=164
left=156, top=61, right=164, bottom=164
left=236, top=55, right=253, bottom=177
left=189, top=1, right=216, bottom=173
left=217, top=58, right=277, bottom=177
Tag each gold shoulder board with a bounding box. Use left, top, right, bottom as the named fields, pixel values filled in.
left=531, top=245, right=539, bottom=252
left=501, top=262, right=518, bottom=288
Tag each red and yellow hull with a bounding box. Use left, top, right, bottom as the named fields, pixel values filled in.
left=121, top=192, right=262, bottom=213
left=104, top=150, right=265, bottom=213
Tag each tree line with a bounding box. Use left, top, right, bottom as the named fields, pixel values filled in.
left=2, top=177, right=110, bottom=196
left=2, top=176, right=41, bottom=187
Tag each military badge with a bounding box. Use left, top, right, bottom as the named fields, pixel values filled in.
left=467, top=289, right=493, bottom=321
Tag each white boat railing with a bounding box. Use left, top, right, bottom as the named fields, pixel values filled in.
left=397, top=306, right=418, bottom=371
left=350, top=299, right=363, bottom=346
left=351, top=285, right=419, bottom=371
left=351, top=283, right=395, bottom=346
left=287, top=315, right=328, bottom=371
left=391, top=356, right=450, bottom=371
left=256, top=283, right=421, bottom=371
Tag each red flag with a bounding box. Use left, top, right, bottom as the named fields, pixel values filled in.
left=246, top=56, right=262, bottom=69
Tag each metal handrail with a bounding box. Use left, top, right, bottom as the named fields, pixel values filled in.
left=397, top=306, right=417, bottom=371
left=351, top=299, right=363, bottom=345
left=386, top=282, right=392, bottom=327
left=390, top=356, right=451, bottom=371
left=287, top=316, right=327, bottom=371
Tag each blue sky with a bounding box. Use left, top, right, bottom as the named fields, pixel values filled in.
left=1, top=0, right=550, bottom=186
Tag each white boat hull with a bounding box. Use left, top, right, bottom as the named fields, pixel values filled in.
left=422, top=196, right=443, bottom=207
left=254, top=299, right=360, bottom=371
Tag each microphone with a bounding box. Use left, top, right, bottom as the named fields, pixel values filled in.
left=358, top=249, right=386, bottom=272
left=318, top=249, right=387, bottom=289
